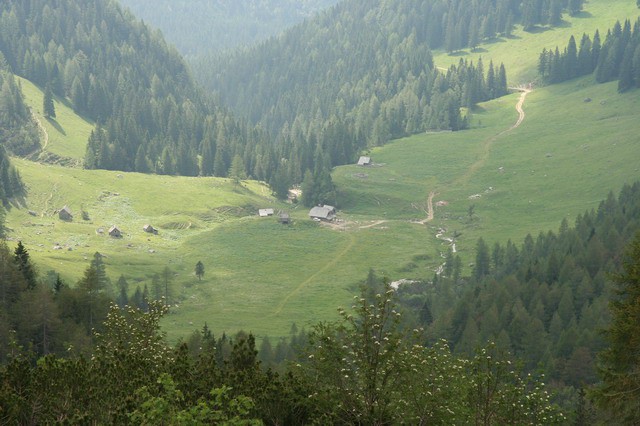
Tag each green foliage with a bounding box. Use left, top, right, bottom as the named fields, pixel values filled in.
left=592, top=232, right=640, bottom=423
left=129, top=374, right=260, bottom=425
left=195, top=261, right=204, bottom=281
left=205, top=0, right=510, bottom=198
left=298, top=279, right=564, bottom=423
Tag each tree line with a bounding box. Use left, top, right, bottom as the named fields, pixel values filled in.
left=538, top=18, right=640, bottom=92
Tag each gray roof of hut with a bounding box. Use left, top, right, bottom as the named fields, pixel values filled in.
left=309, top=205, right=336, bottom=220
left=357, top=156, right=371, bottom=166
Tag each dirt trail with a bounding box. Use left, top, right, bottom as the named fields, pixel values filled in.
left=505, top=86, right=532, bottom=132
left=359, top=220, right=387, bottom=229
left=451, top=86, right=532, bottom=188
left=416, top=191, right=436, bottom=224
left=32, top=111, right=49, bottom=150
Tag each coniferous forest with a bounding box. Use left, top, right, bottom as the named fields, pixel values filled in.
left=538, top=18, right=640, bottom=92
left=1, top=0, right=640, bottom=423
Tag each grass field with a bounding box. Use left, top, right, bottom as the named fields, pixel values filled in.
left=5, top=0, right=640, bottom=341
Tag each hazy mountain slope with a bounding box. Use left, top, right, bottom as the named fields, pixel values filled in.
left=118, top=0, right=341, bottom=56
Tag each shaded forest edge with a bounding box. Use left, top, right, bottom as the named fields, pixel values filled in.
left=1, top=180, right=640, bottom=423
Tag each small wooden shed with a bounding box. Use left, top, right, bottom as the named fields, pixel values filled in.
left=59, top=206, right=73, bottom=221
left=279, top=212, right=291, bottom=224
left=108, top=225, right=122, bottom=238
left=259, top=208, right=275, bottom=217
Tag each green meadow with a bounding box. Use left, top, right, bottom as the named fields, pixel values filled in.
left=5, top=0, right=640, bottom=341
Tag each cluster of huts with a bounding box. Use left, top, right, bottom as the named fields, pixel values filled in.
left=258, top=208, right=290, bottom=224
left=57, top=205, right=158, bottom=238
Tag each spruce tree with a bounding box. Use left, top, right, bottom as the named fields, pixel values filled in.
left=618, top=44, right=635, bottom=92
left=565, top=35, right=579, bottom=79
left=195, top=261, right=205, bottom=281
left=43, top=83, right=55, bottom=118
left=474, top=237, right=491, bottom=280
left=593, top=233, right=640, bottom=422
left=14, top=241, right=36, bottom=290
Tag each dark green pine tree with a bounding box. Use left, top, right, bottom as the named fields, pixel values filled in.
left=565, top=35, right=579, bottom=79
left=593, top=232, right=640, bottom=422
left=547, top=0, right=562, bottom=26
left=419, top=300, right=434, bottom=326
left=14, top=241, right=37, bottom=290
left=618, top=44, right=635, bottom=92
left=90, top=252, right=110, bottom=293
left=43, top=83, right=55, bottom=119
left=633, top=44, right=640, bottom=88
left=568, top=0, right=585, bottom=16
left=116, top=275, right=129, bottom=308
left=577, top=34, right=593, bottom=75
left=592, top=30, right=602, bottom=71
left=195, top=261, right=205, bottom=281
left=269, top=163, right=290, bottom=200
left=301, top=170, right=316, bottom=208
left=474, top=237, right=491, bottom=280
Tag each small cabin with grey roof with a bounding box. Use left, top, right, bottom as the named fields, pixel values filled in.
left=309, top=205, right=336, bottom=221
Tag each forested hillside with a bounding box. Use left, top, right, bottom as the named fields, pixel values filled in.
left=199, top=1, right=524, bottom=205
left=0, top=0, right=268, bottom=178
left=119, top=0, right=341, bottom=56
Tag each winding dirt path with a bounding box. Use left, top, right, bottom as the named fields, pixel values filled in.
left=504, top=87, right=532, bottom=133
left=416, top=191, right=436, bottom=224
